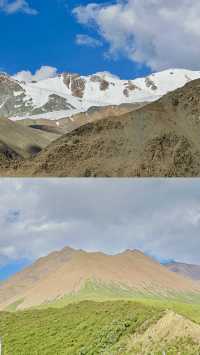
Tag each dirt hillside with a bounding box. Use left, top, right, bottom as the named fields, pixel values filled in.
left=127, top=311, right=200, bottom=353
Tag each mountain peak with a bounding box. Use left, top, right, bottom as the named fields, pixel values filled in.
left=120, top=249, right=144, bottom=256
left=1, top=244, right=199, bottom=310
left=93, top=71, right=120, bottom=80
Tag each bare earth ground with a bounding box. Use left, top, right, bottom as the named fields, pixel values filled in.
left=114, top=311, right=200, bottom=354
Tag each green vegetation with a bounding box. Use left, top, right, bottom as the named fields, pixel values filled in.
left=113, top=336, right=200, bottom=355
left=6, top=299, right=24, bottom=312
left=0, top=301, right=163, bottom=355
left=149, top=337, right=200, bottom=355
left=2, top=282, right=200, bottom=354
left=1, top=298, right=200, bottom=354
left=135, top=297, right=200, bottom=324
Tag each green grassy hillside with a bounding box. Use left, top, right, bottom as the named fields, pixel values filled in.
left=0, top=301, right=162, bottom=355
left=5, top=279, right=200, bottom=312
left=1, top=300, right=200, bottom=355
left=39, top=280, right=200, bottom=311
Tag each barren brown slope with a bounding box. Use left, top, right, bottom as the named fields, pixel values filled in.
left=17, top=102, right=145, bottom=134
left=56, top=102, right=146, bottom=133
left=9, top=78, right=200, bottom=177
left=0, top=247, right=76, bottom=307
left=0, top=103, right=145, bottom=176
left=166, top=262, right=200, bottom=281
left=1, top=248, right=200, bottom=310
left=0, top=117, right=60, bottom=160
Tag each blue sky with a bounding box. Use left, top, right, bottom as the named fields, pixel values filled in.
left=1, top=1, right=200, bottom=79
left=0, top=0, right=150, bottom=79
left=0, top=259, right=30, bottom=281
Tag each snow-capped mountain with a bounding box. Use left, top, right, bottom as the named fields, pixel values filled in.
left=1, top=68, right=200, bottom=121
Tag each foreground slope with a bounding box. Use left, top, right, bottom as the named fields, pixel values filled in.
left=1, top=301, right=200, bottom=355
left=10, top=78, right=200, bottom=177
left=0, top=247, right=200, bottom=310
left=0, top=301, right=164, bottom=355
left=112, top=309, right=200, bottom=354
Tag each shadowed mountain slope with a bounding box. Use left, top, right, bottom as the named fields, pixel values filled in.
left=166, top=262, right=200, bottom=281
left=0, top=117, right=60, bottom=161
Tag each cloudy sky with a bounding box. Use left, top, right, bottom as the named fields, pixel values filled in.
left=1, top=0, right=200, bottom=80
left=0, top=179, right=200, bottom=280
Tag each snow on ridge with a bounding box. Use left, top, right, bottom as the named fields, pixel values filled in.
left=7, top=68, right=200, bottom=121
left=10, top=109, right=81, bottom=121
left=92, top=71, right=120, bottom=80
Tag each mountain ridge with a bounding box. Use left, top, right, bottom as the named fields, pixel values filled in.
left=1, top=246, right=200, bottom=310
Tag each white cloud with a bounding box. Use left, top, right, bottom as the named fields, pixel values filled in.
left=14, top=66, right=58, bottom=82
left=73, top=0, right=200, bottom=70
left=0, top=179, right=200, bottom=267
left=76, top=34, right=102, bottom=48
left=0, top=0, right=37, bottom=15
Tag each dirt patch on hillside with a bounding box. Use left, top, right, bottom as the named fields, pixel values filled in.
left=128, top=311, right=200, bottom=354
